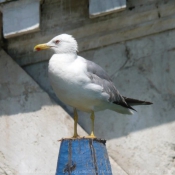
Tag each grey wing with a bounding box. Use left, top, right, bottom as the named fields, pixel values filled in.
left=86, top=60, right=112, bottom=82
left=86, top=60, right=135, bottom=111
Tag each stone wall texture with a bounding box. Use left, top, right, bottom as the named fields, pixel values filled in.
left=0, top=49, right=125, bottom=175
left=1, top=0, right=175, bottom=174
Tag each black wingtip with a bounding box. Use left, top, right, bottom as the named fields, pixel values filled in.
left=123, top=97, right=153, bottom=106
left=113, top=101, right=137, bottom=112
left=128, top=105, right=137, bottom=112
left=143, top=101, right=153, bottom=105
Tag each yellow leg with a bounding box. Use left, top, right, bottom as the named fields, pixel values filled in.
left=59, top=108, right=80, bottom=141
left=86, top=112, right=96, bottom=139
left=72, top=108, right=79, bottom=138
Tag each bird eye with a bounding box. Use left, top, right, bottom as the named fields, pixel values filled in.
left=55, top=40, right=60, bottom=44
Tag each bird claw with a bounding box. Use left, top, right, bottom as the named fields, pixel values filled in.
left=83, top=134, right=96, bottom=139
left=58, top=135, right=82, bottom=141
left=58, top=134, right=97, bottom=141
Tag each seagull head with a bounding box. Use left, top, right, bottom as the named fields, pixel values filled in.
left=34, top=34, right=78, bottom=54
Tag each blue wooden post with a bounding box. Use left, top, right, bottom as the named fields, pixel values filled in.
left=56, top=138, right=112, bottom=175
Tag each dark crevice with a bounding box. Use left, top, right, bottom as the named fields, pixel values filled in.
left=89, top=140, right=98, bottom=175
left=128, top=6, right=135, bottom=11
left=156, top=3, right=161, bottom=18
left=146, top=77, right=161, bottom=94
left=125, top=44, right=131, bottom=60
left=0, top=11, right=6, bottom=49
left=158, top=11, right=161, bottom=18
left=110, top=43, right=131, bottom=79
left=63, top=141, right=76, bottom=174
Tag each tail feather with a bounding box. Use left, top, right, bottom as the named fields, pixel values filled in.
left=123, top=96, right=153, bottom=106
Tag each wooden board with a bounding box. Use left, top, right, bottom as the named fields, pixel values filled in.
left=56, top=139, right=112, bottom=175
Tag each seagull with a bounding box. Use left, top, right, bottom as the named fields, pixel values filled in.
left=34, top=34, right=152, bottom=139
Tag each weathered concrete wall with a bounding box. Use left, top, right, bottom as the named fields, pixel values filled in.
left=24, top=28, right=175, bottom=174
left=0, top=49, right=85, bottom=175
left=0, top=49, right=126, bottom=175
left=79, top=30, right=175, bottom=174
left=1, top=0, right=175, bottom=174
left=5, top=0, right=175, bottom=66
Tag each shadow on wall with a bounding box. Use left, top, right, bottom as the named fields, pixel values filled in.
left=24, top=60, right=74, bottom=116
left=78, top=62, right=175, bottom=140
left=1, top=26, right=175, bottom=139
left=23, top=45, right=175, bottom=140
left=0, top=49, right=58, bottom=117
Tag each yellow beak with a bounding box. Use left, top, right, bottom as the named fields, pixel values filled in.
left=33, top=43, right=50, bottom=51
